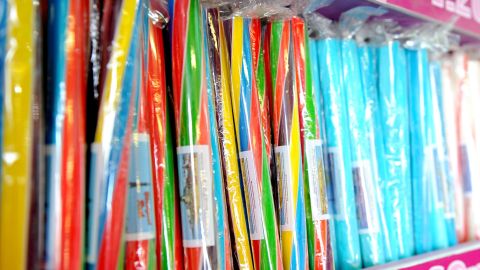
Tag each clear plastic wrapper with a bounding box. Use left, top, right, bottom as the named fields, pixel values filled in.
left=268, top=18, right=308, bottom=270
left=377, top=39, right=415, bottom=260
left=313, top=34, right=362, bottom=270
left=149, top=0, right=169, bottom=26
left=230, top=16, right=282, bottom=269
left=0, top=0, right=36, bottom=269
left=203, top=8, right=253, bottom=269
left=146, top=11, right=184, bottom=269
left=170, top=1, right=238, bottom=269
left=291, top=17, right=333, bottom=270
left=86, top=0, right=140, bottom=268
left=430, top=60, right=458, bottom=247
left=406, top=47, right=449, bottom=254
left=44, top=0, right=88, bottom=268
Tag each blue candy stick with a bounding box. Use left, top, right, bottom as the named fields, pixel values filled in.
left=316, top=38, right=361, bottom=270
left=377, top=41, right=414, bottom=259
left=342, top=40, right=385, bottom=267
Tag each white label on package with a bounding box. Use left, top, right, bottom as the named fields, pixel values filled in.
left=240, top=150, right=264, bottom=240
left=275, top=145, right=295, bottom=231
left=305, top=140, right=329, bottom=221
left=176, top=145, right=215, bottom=247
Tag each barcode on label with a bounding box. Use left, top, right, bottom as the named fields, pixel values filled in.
left=275, top=146, right=294, bottom=231
left=305, top=140, right=329, bottom=221
left=240, top=151, right=264, bottom=240
left=352, top=160, right=379, bottom=233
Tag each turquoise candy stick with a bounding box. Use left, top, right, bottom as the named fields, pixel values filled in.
left=377, top=41, right=414, bottom=259
left=358, top=44, right=395, bottom=263
left=342, top=40, right=385, bottom=267
left=316, top=38, right=361, bottom=270
left=430, top=61, right=457, bottom=247
left=406, top=48, right=448, bottom=254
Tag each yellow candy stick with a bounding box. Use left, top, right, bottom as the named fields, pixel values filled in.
left=0, top=1, right=35, bottom=269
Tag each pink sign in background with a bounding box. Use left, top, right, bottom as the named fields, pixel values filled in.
left=400, top=249, right=480, bottom=270
left=384, top=0, right=480, bottom=38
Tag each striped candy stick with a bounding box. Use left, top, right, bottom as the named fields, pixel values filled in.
left=456, top=55, right=480, bottom=241
left=203, top=9, right=233, bottom=270
left=203, top=9, right=254, bottom=269
left=171, top=0, right=220, bottom=268
left=231, top=17, right=282, bottom=270
left=291, top=18, right=332, bottom=270
left=60, top=0, right=89, bottom=269
left=86, top=0, right=140, bottom=268
left=316, top=38, right=361, bottom=269
left=146, top=18, right=184, bottom=270
left=342, top=40, right=386, bottom=267
left=269, top=19, right=308, bottom=270
left=256, top=23, right=274, bottom=172
left=0, top=0, right=35, bottom=269
left=45, top=0, right=69, bottom=267
left=125, top=52, right=157, bottom=270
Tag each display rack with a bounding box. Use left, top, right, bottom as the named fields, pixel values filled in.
left=366, top=241, right=480, bottom=269
left=315, top=0, right=480, bottom=43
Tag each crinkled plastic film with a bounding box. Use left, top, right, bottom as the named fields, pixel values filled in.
left=342, top=38, right=386, bottom=267
left=377, top=41, right=415, bottom=259
left=230, top=16, right=282, bottom=269
left=268, top=19, right=308, bottom=270
left=171, top=1, right=238, bottom=269
left=86, top=0, right=140, bottom=268
left=291, top=17, right=333, bottom=270
left=203, top=8, right=253, bottom=268
left=43, top=0, right=88, bottom=269
left=407, top=48, right=449, bottom=254
left=149, top=0, right=169, bottom=26
left=0, top=0, right=35, bottom=269
left=146, top=12, right=184, bottom=269
left=314, top=36, right=361, bottom=269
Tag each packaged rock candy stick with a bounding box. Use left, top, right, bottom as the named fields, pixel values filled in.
left=86, top=0, right=140, bottom=268
left=291, top=17, right=333, bottom=270
left=171, top=1, right=237, bottom=269
left=44, top=0, right=88, bottom=268
left=203, top=7, right=254, bottom=269
left=146, top=13, right=184, bottom=269
left=268, top=19, right=308, bottom=270
left=230, top=16, right=282, bottom=270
